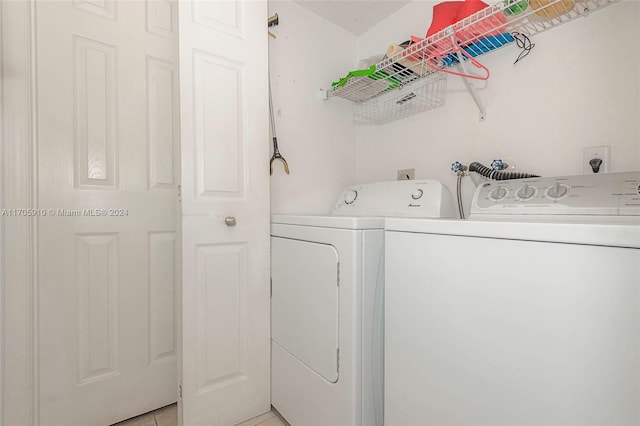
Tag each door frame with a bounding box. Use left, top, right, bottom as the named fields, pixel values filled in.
left=1, top=1, right=39, bottom=425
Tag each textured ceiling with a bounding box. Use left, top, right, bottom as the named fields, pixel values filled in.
left=292, top=0, right=411, bottom=35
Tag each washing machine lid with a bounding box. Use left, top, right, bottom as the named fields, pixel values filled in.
left=272, top=214, right=384, bottom=230
left=385, top=218, right=640, bottom=248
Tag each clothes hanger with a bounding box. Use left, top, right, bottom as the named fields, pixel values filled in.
left=427, top=31, right=490, bottom=81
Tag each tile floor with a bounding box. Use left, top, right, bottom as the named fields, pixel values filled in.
left=113, top=404, right=289, bottom=426
left=112, top=404, right=176, bottom=426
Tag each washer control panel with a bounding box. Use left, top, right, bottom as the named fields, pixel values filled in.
left=471, top=171, right=640, bottom=216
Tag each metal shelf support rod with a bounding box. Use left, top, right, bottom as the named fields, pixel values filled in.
left=450, top=32, right=486, bottom=121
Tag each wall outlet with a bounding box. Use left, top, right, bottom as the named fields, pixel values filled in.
left=583, top=145, right=610, bottom=174
left=397, top=168, right=415, bottom=180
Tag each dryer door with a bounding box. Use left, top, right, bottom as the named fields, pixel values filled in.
left=271, top=237, right=339, bottom=383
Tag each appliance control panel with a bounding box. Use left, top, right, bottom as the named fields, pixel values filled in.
left=471, top=171, right=640, bottom=216
left=332, top=180, right=455, bottom=218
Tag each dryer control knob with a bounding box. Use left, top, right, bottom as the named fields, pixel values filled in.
left=516, top=184, right=536, bottom=200
left=344, top=189, right=358, bottom=205
left=546, top=182, right=569, bottom=200
left=489, top=186, right=508, bottom=201
left=411, top=189, right=424, bottom=200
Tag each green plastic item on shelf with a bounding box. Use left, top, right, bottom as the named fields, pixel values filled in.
left=504, top=0, right=528, bottom=15
left=331, top=65, right=400, bottom=89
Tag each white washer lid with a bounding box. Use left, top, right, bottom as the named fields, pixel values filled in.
left=271, top=214, right=384, bottom=230
left=385, top=217, right=640, bottom=248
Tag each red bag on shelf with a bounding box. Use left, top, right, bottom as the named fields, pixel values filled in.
left=455, top=0, right=506, bottom=43
left=426, top=1, right=464, bottom=38
left=458, top=0, right=491, bottom=21
left=410, top=0, right=506, bottom=61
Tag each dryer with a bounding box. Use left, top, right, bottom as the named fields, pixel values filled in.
left=270, top=180, right=454, bottom=426
left=384, top=171, right=640, bottom=425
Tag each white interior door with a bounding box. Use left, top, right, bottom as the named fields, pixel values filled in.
left=36, top=1, right=180, bottom=425
left=178, top=1, right=271, bottom=425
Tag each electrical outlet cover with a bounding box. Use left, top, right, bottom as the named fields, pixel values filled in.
left=583, top=145, right=610, bottom=174
left=397, top=168, right=415, bottom=180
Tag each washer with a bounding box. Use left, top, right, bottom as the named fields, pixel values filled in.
left=271, top=180, right=454, bottom=426
left=384, top=171, right=640, bottom=426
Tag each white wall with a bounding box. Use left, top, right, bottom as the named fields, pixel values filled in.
left=267, top=1, right=640, bottom=215
left=355, top=1, right=640, bottom=212
left=268, top=1, right=357, bottom=214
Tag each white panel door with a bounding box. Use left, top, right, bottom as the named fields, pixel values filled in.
left=178, top=1, right=270, bottom=425
left=36, top=1, right=180, bottom=425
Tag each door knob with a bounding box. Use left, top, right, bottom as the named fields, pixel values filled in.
left=224, top=216, right=236, bottom=227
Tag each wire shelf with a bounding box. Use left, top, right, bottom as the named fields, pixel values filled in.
left=328, top=0, right=620, bottom=123
left=354, top=72, right=447, bottom=125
